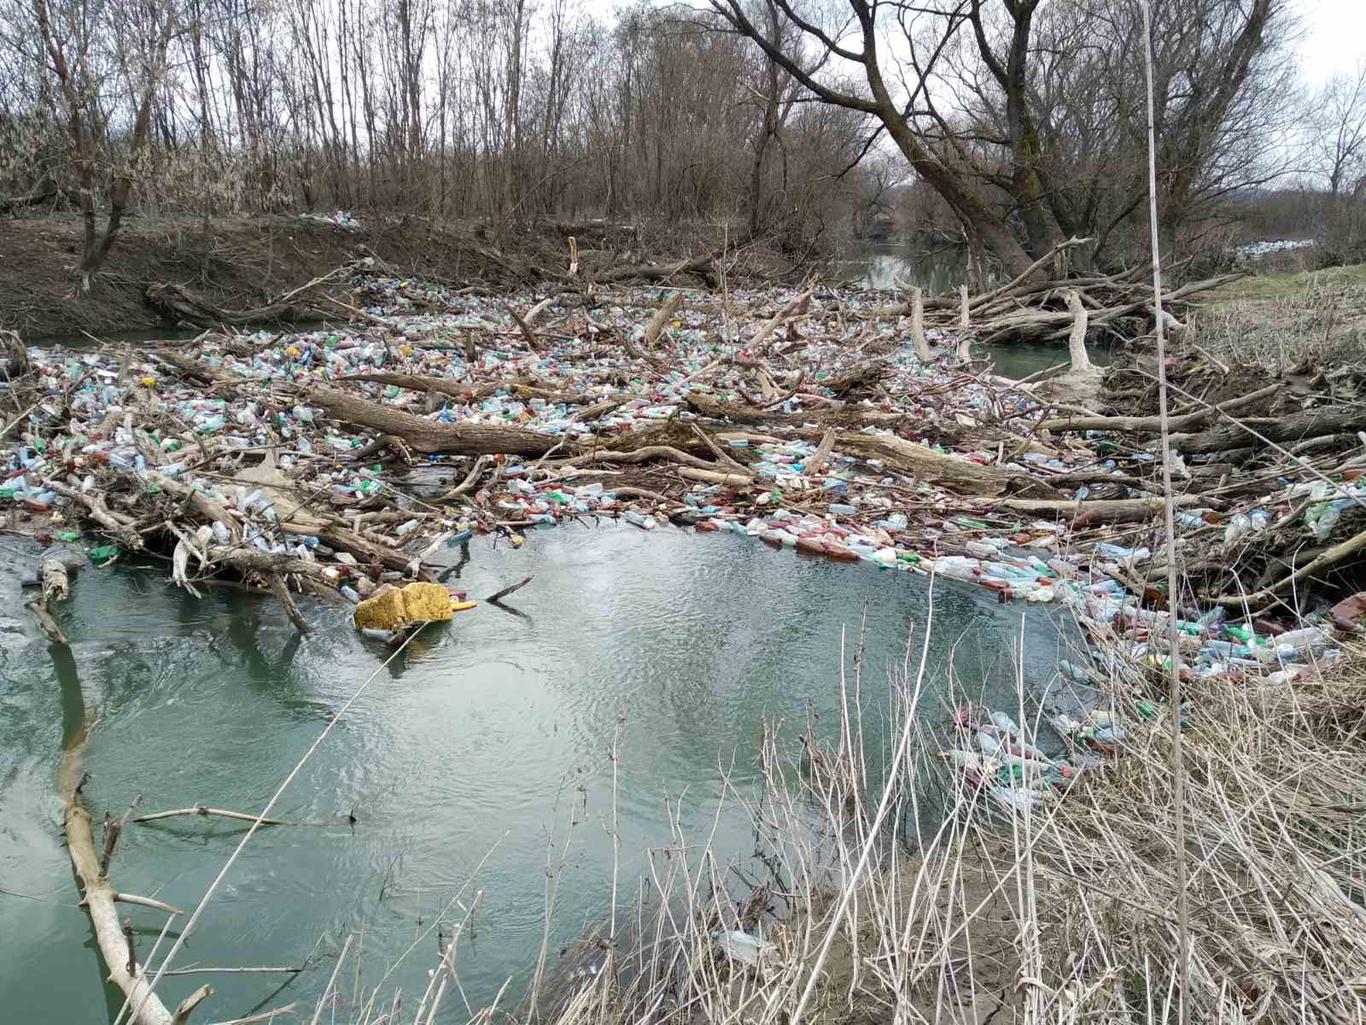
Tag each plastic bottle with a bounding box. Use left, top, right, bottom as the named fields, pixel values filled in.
left=871, top=547, right=897, bottom=567
left=713, top=930, right=774, bottom=966
left=1274, top=626, right=1328, bottom=650
left=985, top=711, right=1018, bottom=735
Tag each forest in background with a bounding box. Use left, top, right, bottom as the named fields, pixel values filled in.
left=0, top=0, right=1363, bottom=283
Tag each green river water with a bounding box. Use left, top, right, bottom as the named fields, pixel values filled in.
left=0, top=524, right=1069, bottom=1021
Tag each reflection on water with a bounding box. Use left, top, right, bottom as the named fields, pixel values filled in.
left=984, top=339, right=1119, bottom=379
left=836, top=239, right=976, bottom=292
left=839, top=238, right=1121, bottom=378
left=0, top=486, right=1069, bottom=1022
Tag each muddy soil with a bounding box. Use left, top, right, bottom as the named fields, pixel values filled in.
left=0, top=214, right=733, bottom=341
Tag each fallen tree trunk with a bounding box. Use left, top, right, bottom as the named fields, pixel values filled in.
left=1172, top=406, right=1366, bottom=455
left=684, top=393, right=901, bottom=429
left=677, top=467, right=755, bottom=486
left=749, top=288, right=812, bottom=352
left=1212, top=525, right=1366, bottom=609
left=319, top=524, right=437, bottom=578
left=685, top=394, right=805, bottom=426
left=1039, top=383, right=1280, bottom=434
left=306, top=385, right=564, bottom=456
left=154, top=349, right=240, bottom=387
left=204, top=546, right=340, bottom=592
left=342, top=371, right=482, bottom=401
left=987, top=495, right=1204, bottom=525
left=147, top=282, right=321, bottom=328
left=591, top=251, right=719, bottom=286
left=643, top=293, right=684, bottom=346
left=823, top=360, right=887, bottom=396
left=564, top=444, right=740, bottom=475
left=46, top=481, right=143, bottom=549
left=835, top=433, right=1060, bottom=499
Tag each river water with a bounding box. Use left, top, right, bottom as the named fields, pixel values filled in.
left=0, top=525, right=1069, bottom=1021
left=835, top=241, right=1118, bottom=374
left=836, top=239, right=975, bottom=293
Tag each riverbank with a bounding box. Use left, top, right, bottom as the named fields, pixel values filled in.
left=0, top=213, right=783, bottom=341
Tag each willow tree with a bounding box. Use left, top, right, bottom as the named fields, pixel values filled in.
left=709, top=0, right=1039, bottom=275
left=710, top=0, right=1289, bottom=273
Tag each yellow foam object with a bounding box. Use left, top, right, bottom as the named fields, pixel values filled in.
left=352, top=582, right=454, bottom=631
left=451, top=600, right=477, bottom=612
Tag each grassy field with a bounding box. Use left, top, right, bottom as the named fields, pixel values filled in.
left=1191, top=262, right=1366, bottom=367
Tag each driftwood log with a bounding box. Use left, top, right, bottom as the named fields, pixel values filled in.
left=60, top=752, right=177, bottom=1025
left=985, top=495, right=1205, bottom=526
left=835, top=433, right=1061, bottom=499
left=307, top=384, right=564, bottom=456
left=1039, top=383, right=1281, bottom=435
left=1171, top=406, right=1366, bottom=455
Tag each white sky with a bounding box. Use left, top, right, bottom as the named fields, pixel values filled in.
left=1295, top=0, right=1365, bottom=85
left=618, top=1, right=1361, bottom=88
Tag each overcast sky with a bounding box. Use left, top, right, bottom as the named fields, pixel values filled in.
left=1296, top=0, right=1364, bottom=85
left=626, top=1, right=1360, bottom=88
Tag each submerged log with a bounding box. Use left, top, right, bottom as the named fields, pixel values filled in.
left=135, top=806, right=305, bottom=827
left=60, top=753, right=176, bottom=1025
left=485, top=575, right=534, bottom=603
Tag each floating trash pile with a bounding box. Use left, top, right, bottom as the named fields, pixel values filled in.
left=942, top=601, right=1344, bottom=814
left=1231, top=238, right=1315, bottom=260
left=4, top=270, right=1364, bottom=658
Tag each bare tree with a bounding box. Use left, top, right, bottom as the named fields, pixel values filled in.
left=711, top=0, right=1292, bottom=272
left=709, top=0, right=1039, bottom=275
left=30, top=0, right=179, bottom=286
left=1314, top=64, right=1366, bottom=200
left=1310, top=63, right=1366, bottom=263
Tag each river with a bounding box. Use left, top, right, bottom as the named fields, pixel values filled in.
left=837, top=239, right=1118, bottom=373
left=0, top=525, right=1068, bottom=1021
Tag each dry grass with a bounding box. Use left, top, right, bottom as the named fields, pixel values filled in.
left=1191, top=264, right=1366, bottom=370
left=287, top=615, right=1366, bottom=1025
